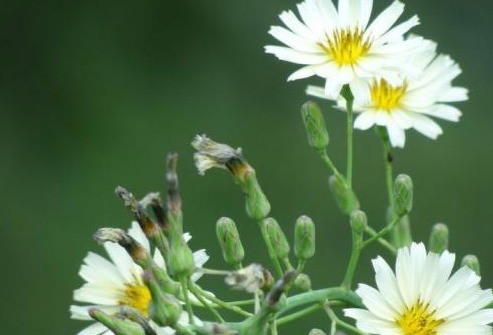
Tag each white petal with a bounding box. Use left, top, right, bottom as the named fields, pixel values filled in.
left=372, top=256, right=405, bottom=312
left=366, top=1, right=405, bottom=39
left=75, top=322, right=108, bottom=335
left=265, top=46, right=327, bottom=64
left=354, top=112, right=376, bottom=130
left=128, top=221, right=150, bottom=251
left=306, top=85, right=331, bottom=100
left=104, top=242, right=140, bottom=284
left=356, top=284, right=398, bottom=320
left=421, top=104, right=462, bottom=122
left=268, top=26, right=320, bottom=52
left=79, top=252, right=123, bottom=285
left=279, top=10, right=317, bottom=42
left=407, top=113, right=443, bottom=139
left=375, top=15, right=419, bottom=45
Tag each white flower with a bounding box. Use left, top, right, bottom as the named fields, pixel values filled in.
left=345, top=242, right=493, bottom=335
left=70, top=222, right=209, bottom=335
left=266, top=0, right=429, bottom=99
left=307, top=43, right=467, bottom=147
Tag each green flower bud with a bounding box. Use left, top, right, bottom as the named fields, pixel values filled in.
left=216, top=217, right=245, bottom=266
left=263, top=218, right=290, bottom=259
left=244, top=171, right=271, bottom=220
left=462, top=254, right=481, bottom=276
left=301, top=101, right=329, bottom=149
left=294, top=215, right=316, bottom=260
left=328, top=174, right=359, bottom=215
left=167, top=236, right=195, bottom=277
left=293, top=273, right=312, bottom=291
left=350, top=210, right=367, bottom=234
left=394, top=174, right=413, bottom=215
left=89, top=309, right=145, bottom=335
left=428, top=223, right=449, bottom=254
left=144, top=273, right=183, bottom=327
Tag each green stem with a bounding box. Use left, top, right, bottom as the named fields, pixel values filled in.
left=318, top=149, right=342, bottom=177
left=270, top=321, right=278, bottom=335
left=364, top=226, right=396, bottom=254
left=281, top=288, right=363, bottom=314
left=341, top=85, right=354, bottom=188
left=377, top=127, right=412, bottom=248
left=324, top=303, right=368, bottom=335
left=277, top=304, right=322, bottom=325
left=189, top=281, right=224, bottom=322
left=362, top=216, right=402, bottom=249
left=341, top=225, right=363, bottom=290
left=179, top=276, right=195, bottom=326
left=191, top=284, right=253, bottom=317
left=259, top=219, right=284, bottom=278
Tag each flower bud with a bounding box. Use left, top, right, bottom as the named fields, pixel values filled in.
left=167, top=236, right=195, bottom=277
left=294, top=215, right=315, bottom=260
left=244, top=171, right=271, bottom=220
left=350, top=210, right=367, bottom=234
left=89, top=309, right=145, bottom=335
left=462, top=254, right=480, bottom=276
left=263, top=218, right=290, bottom=259
left=328, top=174, right=359, bottom=215
left=394, top=174, right=413, bottom=215
left=143, top=273, right=182, bottom=327
left=216, top=217, right=245, bottom=266
left=428, top=223, right=449, bottom=254
left=293, top=273, right=312, bottom=292
left=301, top=101, right=329, bottom=149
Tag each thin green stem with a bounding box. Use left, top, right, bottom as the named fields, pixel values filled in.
left=377, top=127, right=412, bottom=247
left=362, top=216, right=402, bottom=249
left=179, top=276, right=195, bottom=326
left=259, top=219, right=284, bottom=277
left=364, top=226, right=396, bottom=254
left=189, top=280, right=224, bottom=322
left=342, top=85, right=354, bottom=188
left=341, top=226, right=363, bottom=290
left=277, top=304, right=322, bottom=325
left=191, top=284, right=253, bottom=317
left=318, top=149, right=342, bottom=177
left=270, top=321, right=278, bottom=335
left=324, top=303, right=368, bottom=335
left=282, top=287, right=363, bottom=314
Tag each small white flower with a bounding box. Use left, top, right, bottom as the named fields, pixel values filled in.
left=307, top=43, right=467, bottom=147
left=345, top=242, right=493, bottom=335
left=70, top=222, right=209, bottom=335
left=266, top=0, right=429, bottom=98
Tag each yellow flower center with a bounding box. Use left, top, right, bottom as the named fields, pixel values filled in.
left=322, top=28, right=371, bottom=66
left=396, top=302, right=444, bottom=335
left=119, top=283, right=152, bottom=316
left=371, top=79, right=407, bottom=111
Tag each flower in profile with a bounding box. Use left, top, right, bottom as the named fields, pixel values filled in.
left=345, top=242, right=493, bottom=335
left=307, top=43, right=467, bottom=147
left=266, top=0, right=428, bottom=98
left=70, top=222, right=209, bottom=335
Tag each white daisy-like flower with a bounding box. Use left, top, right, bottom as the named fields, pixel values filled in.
left=345, top=242, right=493, bottom=335
left=70, top=222, right=209, bottom=335
left=265, top=0, right=429, bottom=99
left=308, top=43, right=467, bottom=147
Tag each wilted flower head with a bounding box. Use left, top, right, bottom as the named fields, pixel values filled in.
left=266, top=0, right=429, bottom=98
left=345, top=242, right=493, bottom=335
left=191, top=135, right=246, bottom=175
left=225, top=264, right=273, bottom=293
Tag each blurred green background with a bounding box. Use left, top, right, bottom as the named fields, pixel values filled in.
left=2, top=0, right=493, bottom=334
